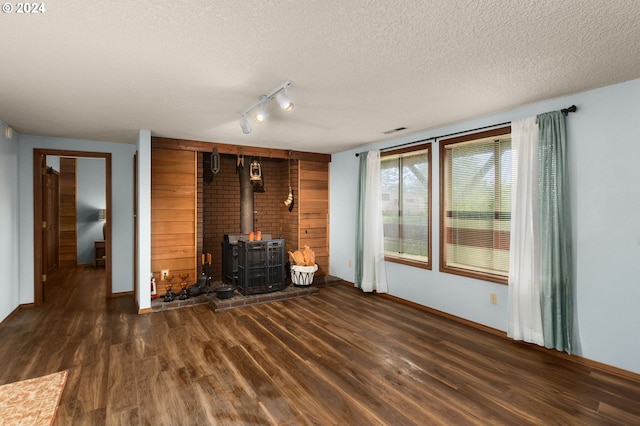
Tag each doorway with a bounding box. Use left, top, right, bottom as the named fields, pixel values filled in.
left=33, top=149, right=112, bottom=305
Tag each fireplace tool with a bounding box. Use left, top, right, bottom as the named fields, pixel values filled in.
left=215, top=248, right=235, bottom=299
left=190, top=253, right=212, bottom=296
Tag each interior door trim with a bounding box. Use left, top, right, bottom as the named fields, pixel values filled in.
left=33, top=148, right=112, bottom=305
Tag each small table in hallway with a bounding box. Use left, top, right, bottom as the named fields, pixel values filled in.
left=94, top=240, right=106, bottom=267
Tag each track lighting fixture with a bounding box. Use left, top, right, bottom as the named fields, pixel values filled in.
left=239, top=80, right=294, bottom=133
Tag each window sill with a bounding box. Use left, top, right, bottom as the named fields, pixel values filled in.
left=439, top=265, right=508, bottom=285
left=384, top=255, right=431, bottom=270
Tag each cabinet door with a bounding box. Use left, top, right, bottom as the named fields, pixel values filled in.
left=298, top=160, right=329, bottom=275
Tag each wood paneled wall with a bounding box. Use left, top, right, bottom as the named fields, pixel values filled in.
left=298, top=160, right=329, bottom=276
left=59, top=157, right=77, bottom=268
left=151, top=141, right=330, bottom=287
left=151, top=148, right=197, bottom=295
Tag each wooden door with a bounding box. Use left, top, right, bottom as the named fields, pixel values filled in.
left=298, top=160, right=329, bottom=275
left=42, top=166, right=60, bottom=275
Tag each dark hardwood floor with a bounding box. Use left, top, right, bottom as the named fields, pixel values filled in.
left=1, top=266, right=639, bottom=425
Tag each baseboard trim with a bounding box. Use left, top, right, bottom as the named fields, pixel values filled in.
left=338, top=280, right=640, bottom=384
left=0, top=305, right=21, bottom=326
left=111, top=291, right=134, bottom=298
left=380, top=291, right=506, bottom=337
left=138, top=307, right=153, bottom=315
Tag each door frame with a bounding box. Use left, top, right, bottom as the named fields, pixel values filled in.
left=33, top=148, right=112, bottom=305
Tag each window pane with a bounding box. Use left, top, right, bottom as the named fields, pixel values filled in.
left=401, top=154, right=428, bottom=257
left=381, top=158, right=401, bottom=253
left=381, top=147, right=429, bottom=264
left=444, top=136, right=511, bottom=277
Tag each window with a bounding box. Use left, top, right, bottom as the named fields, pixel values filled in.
left=380, top=143, right=431, bottom=269
left=440, top=128, right=512, bottom=284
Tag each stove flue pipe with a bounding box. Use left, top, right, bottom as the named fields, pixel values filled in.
left=239, top=162, right=254, bottom=234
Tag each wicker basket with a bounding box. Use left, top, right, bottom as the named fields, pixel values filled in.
left=291, top=264, right=318, bottom=286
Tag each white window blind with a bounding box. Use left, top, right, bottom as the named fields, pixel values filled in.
left=443, top=135, right=512, bottom=277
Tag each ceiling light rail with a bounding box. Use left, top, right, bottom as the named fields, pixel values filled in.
left=356, top=105, right=577, bottom=157
left=240, top=80, right=294, bottom=134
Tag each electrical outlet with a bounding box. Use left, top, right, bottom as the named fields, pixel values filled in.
left=490, top=292, right=498, bottom=305
left=161, top=269, right=170, bottom=280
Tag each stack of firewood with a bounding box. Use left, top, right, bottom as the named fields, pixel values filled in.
left=288, top=245, right=316, bottom=266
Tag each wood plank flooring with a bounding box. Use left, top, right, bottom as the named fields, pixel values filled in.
left=1, top=266, right=639, bottom=425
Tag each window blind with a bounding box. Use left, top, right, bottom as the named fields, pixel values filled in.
left=443, top=136, right=512, bottom=276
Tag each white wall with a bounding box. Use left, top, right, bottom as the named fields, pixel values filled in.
left=136, top=130, right=152, bottom=311
left=77, top=158, right=106, bottom=264
left=330, top=78, right=640, bottom=375
left=18, top=135, right=137, bottom=300
left=0, top=122, right=20, bottom=323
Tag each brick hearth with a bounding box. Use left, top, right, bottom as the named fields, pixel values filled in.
left=150, top=275, right=342, bottom=313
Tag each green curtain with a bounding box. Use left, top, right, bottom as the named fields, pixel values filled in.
left=354, top=152, right=368, bottom=288
left=537, top=111, right=573, bottom=353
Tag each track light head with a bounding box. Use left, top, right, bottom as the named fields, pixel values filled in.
left=255, top=102, right=268, bottom=124
left=240, top=116, right=251, bottom=134
left=275, top=91, right=294, bottom=112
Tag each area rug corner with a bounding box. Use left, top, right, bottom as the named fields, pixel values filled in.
left=0, top=369, right=68, bottom=426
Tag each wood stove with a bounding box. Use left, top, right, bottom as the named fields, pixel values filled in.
left=222, top=233, right=247, bottom=284
left=220, top=159, right=285, bottom=296
left=237, top=239, right=285, bottom=295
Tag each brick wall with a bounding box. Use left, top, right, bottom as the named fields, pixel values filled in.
left=201, top=154, right=298, bottom=281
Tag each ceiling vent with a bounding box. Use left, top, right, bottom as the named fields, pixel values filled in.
left=382, top=127, right=407, bottom=135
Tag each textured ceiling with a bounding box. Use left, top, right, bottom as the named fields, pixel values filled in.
left=1, top=0, right=639, bottom=154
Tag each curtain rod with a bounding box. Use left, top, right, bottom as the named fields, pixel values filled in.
left=355, top=104, right=577, bottom=157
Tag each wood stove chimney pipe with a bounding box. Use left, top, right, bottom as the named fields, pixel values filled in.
left=239, top=162, right=254, bottom=234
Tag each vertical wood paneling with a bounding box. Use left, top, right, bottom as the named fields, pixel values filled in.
left=298, top=160, right=329, bottom=275
left=59, top=158, right=77, bottom=268
left=196, top=153, right=203, bottom=271
left=151, top=149, right=197, bottom=295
